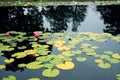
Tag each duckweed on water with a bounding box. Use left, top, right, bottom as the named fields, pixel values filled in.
left=0, top=31, right=120, bottom=79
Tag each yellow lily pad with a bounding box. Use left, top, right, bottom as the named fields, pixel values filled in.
left=28, top=78, right=40, bottom=80
left=112, top=53, right=120, bottom=59
left=42, top=69, right=60, bottom=78
left=56, top=62, right=75, bottom=70
left=94, top=59, right=104, bottom=63
left=0, top=64, right=6, bottom=69
left=4, top=58, right=14, bottom=63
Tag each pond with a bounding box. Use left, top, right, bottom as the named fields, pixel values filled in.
left=0, top=5, right=120, bottom=80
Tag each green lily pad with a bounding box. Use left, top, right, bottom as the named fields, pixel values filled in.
left=76, top=57, right=87, bottom=62
left=100, top=55, right=110, bottom=59
left=42, top=69, right=60, bottom=78
left=17, top=46, right=26, bottom=50
left=107, top=58, right=120, bottom=64
left=82, top=48, right=95, bottom=53
left=26, top=62, right=43, bottom=69
left=12, top=52, right=27, bottom=59
left=104, top=50, right=114, bottom=55
left=71, top=50, right=82, bottom=54
left=4, top=58, right=14, bottom=63
left=116, top=74, right=120, bottom=80
left=49, top=59, right=63, bottom=65
left=98, top=63, right=111, bottom=69
left=2, top=75, right=16, bottom=80
left=0, top=65, right=6, bottom=69
left=61, top=51, right=75, bottom=57
left=36, top=56, right=51, bottom=62
left=28, top=78, right=40, bottom=80
left=43, top=63, right=55, bottom=69
left=18, top=63, right=26, bottom=68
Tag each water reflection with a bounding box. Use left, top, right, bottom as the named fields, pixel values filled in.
left=42, top=5, right=87, bottom=32
left=97, top=5, right=120, bottom=35
left=0, top=6, right=43, bottom=33
left=0, top=5, right=87, bottom=33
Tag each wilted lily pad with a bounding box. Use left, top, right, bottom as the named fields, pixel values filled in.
left=76, top=57, right=87, bottom=62
left=0, top=65, right=6, bottom=69
left=28, top=78, right=40, bottom=80
left=26, top=62, right=43, bottom=69
left=98, top=62, right=111, bottom=69
left=2, top=75, right=16, bottom=80
left=42, top=69, right=60, bottom=78
left=56, top=62, right=75, bottom=70
left=4, top=58, right=14, bottom=63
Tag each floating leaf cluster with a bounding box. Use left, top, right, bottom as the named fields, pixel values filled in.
left=0, top=31, right=120, bottom=79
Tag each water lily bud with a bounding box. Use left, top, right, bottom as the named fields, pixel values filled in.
left=4, top=32, right=10, bottom=37
left=33, top=32, right=40, bottom=38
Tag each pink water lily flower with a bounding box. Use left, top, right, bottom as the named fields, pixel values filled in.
left=4, top=32, right=10, bottom=37
left=33, top=32, right=40, bottom=38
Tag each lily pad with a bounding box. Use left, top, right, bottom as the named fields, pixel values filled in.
left=116, top=74, right=120, bottom=80
left=4, top=58, right=14, bottom=63
left=26, top=62, right=43, bottom=69
left=42, top=69, right=60, bottom=78
left=36, top=56, right=51, bottom=62
left=50, top=59, right=63, bottom=65
left=86, top=52, right=96, bottom=56
left=0, top=65, right=6, bottom=69
left=56, top=61, right=75, bottom=70
left=82, top=48, right=95, bottom=53
left=94, top=59, right=104, bottom=63
left=107, top=58, right=120, bottom=64
left=112, top=53, right=120, bottom=59
left=76, top=57, right=87, bottom=62
left=18, top=63, right=26, bottom=68
left=100, top=55, right=110, bottom=59
left=28, top=78, right=40, bottom=80
left=12, top=52, right=27, bottom=59
left=104, top=50, right=114, bottom=55
left=2, top=75, right=16, bottom=80
left=43, top=63, right=55, bottom=69
left=98, top=62, right=111, bottom=69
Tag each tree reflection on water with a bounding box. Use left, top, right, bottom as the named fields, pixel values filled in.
left=0, top=5, right=87, bottom=33
left=97, top=5, right=120, bottom=35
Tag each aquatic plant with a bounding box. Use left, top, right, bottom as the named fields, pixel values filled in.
left=28, top=78, right=40, bottom=80
left=4, top=32, right=10, bottom=37
left=2, top=75, right=16, bottom=80
left=116, top=74, right=120, bottom=80
left=56, top=61, right=75, bottom=70
left=42, top=69, right=60, bottom=78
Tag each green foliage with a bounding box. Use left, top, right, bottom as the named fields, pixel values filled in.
left=76, top=57, right=87, bottom=62
left=42, top=69, right=60, bottom=78
left=2, top=75, right=16, bottom=80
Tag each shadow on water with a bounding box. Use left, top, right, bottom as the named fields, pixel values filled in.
left=0, top=5, right=87, bottom=33
left=97, top=5, right=120, bottom=36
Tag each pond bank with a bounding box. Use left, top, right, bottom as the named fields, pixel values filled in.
left=0, top=1, right=120, bottom=6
